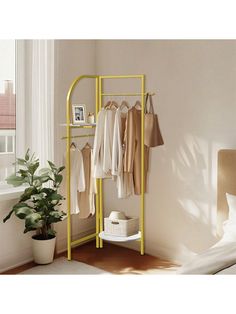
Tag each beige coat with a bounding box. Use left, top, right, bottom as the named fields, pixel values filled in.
left=78, top=145, right=97, bottom=218
left=61, top=148, right=85, bottom=214
left=124, top=106, right=149, bottom=195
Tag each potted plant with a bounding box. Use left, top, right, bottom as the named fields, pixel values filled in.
left=3, top=149, right=66, bottom=264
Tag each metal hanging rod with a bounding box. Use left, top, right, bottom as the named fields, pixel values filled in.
left=61, top=134, right=95, bottom=140
left=101, top=92, right=155, bottom=97
left=100, top=75, right=144, bottom=79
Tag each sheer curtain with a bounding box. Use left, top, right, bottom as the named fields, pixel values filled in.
left=24, top=40, right=54, bottom=167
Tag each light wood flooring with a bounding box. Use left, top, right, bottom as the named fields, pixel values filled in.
left=2, top=242, right=179, bottom=275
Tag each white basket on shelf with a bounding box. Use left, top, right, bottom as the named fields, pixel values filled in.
left=104, top=211, right=139, bottom=237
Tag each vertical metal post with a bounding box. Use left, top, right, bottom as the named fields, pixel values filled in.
left=66, top=98, right=72, bottom=261
left=140, top=75, right=145, bottom=255
left=99, top=76, right=103, bottom=248
left=95, top=77, right=100, bottom=248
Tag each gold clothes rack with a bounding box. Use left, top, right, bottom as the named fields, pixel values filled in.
left=65, top=74, right=148, bottom=260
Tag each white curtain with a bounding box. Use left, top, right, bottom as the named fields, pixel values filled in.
left=24, top=40, right=54, bottom=167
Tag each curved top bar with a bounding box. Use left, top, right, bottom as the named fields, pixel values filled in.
left=99, top=75, right=144, bottom=79
left=66, top=74, right=98, bottom=104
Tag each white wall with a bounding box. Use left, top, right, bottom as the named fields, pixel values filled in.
left=95, top=40, right=236, bottom=263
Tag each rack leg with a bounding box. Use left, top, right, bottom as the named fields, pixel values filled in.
left=140, top=74, right=145, bottom=256
left=96, top=179, right=100, bottom=248
left=67, top=213, right=72, bottom=260
left=99, top=178, right=103, bottom=248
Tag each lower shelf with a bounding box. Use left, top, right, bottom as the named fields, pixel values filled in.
left=99, top=231, right=141, bottom=242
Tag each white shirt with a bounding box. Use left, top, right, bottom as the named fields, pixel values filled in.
left=62, top=148, right=85, bottom=214
left=93, top=108, right=114, bottom=178
left=93, top=108, right=106, bottom=178
left=103, top=108, right=116, bottom=175
left=112, top=108, right=133, bottom=198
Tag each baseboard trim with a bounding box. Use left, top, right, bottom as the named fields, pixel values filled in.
left=0, top=257, right=34, bottom=273
left=0, top=228, right=96, bottom=274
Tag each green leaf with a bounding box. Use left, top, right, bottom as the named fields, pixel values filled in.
left=28, top=162, right=39, bottom=175
left=15, top=206, right=35, bottom=219
left=39, top=175, right=50, bottom=184
left=58, top=166, right=65, bottom=173
left=20, top=186, right=38, bottom=202
left=32, top=179, right=42, bottom=188
left=47, top=228, right=56, bottom=236
left=38, top=168, right=52, bottom=175
left=41, top=188, right=55, bottom=195
left=48, top=160, right=56, bottom=169
left=31, top=193, right=45, bottom=201
left=25, top=212, right=42, bottom=226
left=16, top=158, right=26, bottom=166
left=51, top=193, right=63, bottom=200
left=6, top=174, right=26, bottom=187
left=3, top=209, right=14, bottom=223
left=23, top=219, right=44, bottom=233
left=48, top=210, right=65, bottom=223
left=54, top=174, right=63, bottom=185
left=13, top=202, right=29, bottom=209
left=17, top=169, right=28, bottom=178
left=25, top=149, right=30, bottom=161
left=49, top=211, right=62, bottom=218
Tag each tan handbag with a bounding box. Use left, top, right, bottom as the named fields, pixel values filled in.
left=144, top=93, right=164, bottom=147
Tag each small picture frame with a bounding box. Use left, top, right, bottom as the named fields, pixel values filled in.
left=72, top=104, right=86, bottom=124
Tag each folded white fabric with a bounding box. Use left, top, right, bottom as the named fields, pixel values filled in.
left=226, top=192, right=236, bottom=222
left=178, top=192, right=236, bottom=274
left=177, top=242, right=236, bottom=274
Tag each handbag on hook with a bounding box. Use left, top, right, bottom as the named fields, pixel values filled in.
left=144, top=93, right=164, bottom=147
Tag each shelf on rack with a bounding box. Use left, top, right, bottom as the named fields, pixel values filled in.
left=99, top=231, right=141, bottom=242
left=60, top=123, right=96, bottom=128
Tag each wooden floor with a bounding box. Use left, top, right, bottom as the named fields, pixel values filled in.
left=2, top=242, right=179, bottom=275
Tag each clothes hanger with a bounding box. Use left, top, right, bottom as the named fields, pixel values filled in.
left=120, top=100, right=130, bottom=110
left=84, top=142, right=91, bottom=149
left=110, top=100, right=118, bottom=109
left=70, top=142, right=76, bottom=149
left=134, top=100, right=141, bottom=109
left=104, top=101, right=112, bottom=109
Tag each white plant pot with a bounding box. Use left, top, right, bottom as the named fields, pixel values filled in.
left=32, top=236, right=56, bottom=264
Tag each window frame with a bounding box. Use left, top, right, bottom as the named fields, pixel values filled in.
left=0, top=40, right=25, bottom=199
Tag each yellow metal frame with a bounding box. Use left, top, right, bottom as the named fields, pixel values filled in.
left=66, top=75, right=99, bottom=260
left=66, top=74, right=146, bottom=260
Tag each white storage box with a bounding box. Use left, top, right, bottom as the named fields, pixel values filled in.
left=104, top=215, right=139, bottom=237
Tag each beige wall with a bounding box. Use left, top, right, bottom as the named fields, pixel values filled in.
left=2, top=40, right=236, bottom=271
left=53, top=40, right=97, bottom=253
left=95, top=40, right=236, bottom=263
left=0, top=40, right=97, bottom=272
left=0, top=198, right=34, bottom=272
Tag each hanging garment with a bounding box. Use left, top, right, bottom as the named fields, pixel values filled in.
left=93, top=108, right=108, bottom=178
left=124, top=106, right=149, bottom=195
left=78, top=144, right=97, bottom=218
left=103, top=107, right=116, bottom=175
left=61, top=148, right=85, bottom=214
left=112, top=107, right=133, bottom=198
left=93, top=105, right=116, bottom=178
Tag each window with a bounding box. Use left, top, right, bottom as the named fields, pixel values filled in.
left=0, top=131, right=15, bottom=154
left=0, top=40, right=16, bottom=183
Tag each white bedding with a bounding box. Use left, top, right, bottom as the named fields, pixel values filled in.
left=215, top=263, right=236, bottom=274
left=178, top=239, right=236, bottom=275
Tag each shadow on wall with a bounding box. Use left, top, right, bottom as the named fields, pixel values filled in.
left=148, top=132, right=219, bottom=261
